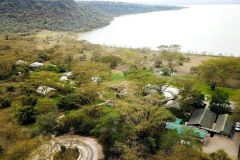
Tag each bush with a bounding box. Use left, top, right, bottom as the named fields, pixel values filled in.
left=58, top=90, right=97, bottom=110
left=42, top=65, right=60, bottom=73
left=20, top=86, right=35, bottom=96
left=58, top=85, right=74, bottom=95
left=0, top=145, right=3, bottom=154
left=38, top=53, right=49, bottom=61
left=154, top=59, right=162, bottom=68
left=53, top=147, right=79, bottom=160
left=0, top=97, right=11, bottom=109
left=6, top=86, right=16, bottom=92
left=36, top=112, right=58, bottom=134
left=22, top=96, right=38, bottom=106
left=58, top=112, right=95, bottom=135
left=98, top=55, right=122, bottom=69
left=210, top=150, right=231, bottom=160
left=16, top=106, right=36, bottom=125
left=161, top=67, right=172, bottom=76
left=58, top=94, right=80, bottom=111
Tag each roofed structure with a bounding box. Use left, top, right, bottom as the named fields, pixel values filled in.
left=188, top=108, right=217, bottom=130
left=188, top=108, right=233, bottom=136
left=212, top=114, right=233, bottom=136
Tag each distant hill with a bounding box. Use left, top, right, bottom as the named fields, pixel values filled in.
left=78, top=1, right=182, bottom=16
left=0, top=0, right=183, bottom=33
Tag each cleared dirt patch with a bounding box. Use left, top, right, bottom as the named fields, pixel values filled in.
left=203, top=133, right=240, bottom=160
left=176, top=55, right=215, bottom=74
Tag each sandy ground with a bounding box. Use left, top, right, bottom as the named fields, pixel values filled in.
left=29, top=135, right=104, bottom=160
left=176, top=55, right=215, bottom=74
left=203, top=133, right=240, bottom=160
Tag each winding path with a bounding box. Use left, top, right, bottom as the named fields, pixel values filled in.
left=29, top=135, right=104, bottom=160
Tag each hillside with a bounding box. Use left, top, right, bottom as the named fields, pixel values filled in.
left=78, top=1, right=183, bottom=16
left=0, top=0, right=112, bottom=32
left=0, top=0, right=183, bottom=33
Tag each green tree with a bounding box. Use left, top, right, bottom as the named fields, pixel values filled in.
left=197, top=58, right=240, bottom=88
left=16, top=107, right=36, bottom=125
left=209, top=91, right=232, bottom=114
left=186, top=91, right=206, bottom=109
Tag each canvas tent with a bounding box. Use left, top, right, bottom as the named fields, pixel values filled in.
left=166, top=118, right=207, bottom=140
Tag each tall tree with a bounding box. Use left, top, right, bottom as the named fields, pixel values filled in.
left=209, top=91, right=232, bottom=114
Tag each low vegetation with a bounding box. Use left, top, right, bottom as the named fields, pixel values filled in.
left=0, top=32, right=239, bottom=160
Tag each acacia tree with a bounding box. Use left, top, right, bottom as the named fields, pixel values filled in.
left=159, top=52, right=185, bottom=74
left=209, top=91, right=232, bottom=114
left=196, top=58, right=240, bottom=89
left=186, top=91, right=206, bottom=109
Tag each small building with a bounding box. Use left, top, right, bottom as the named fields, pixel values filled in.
left=187, top=108, right=233, bottom=136
left=29, top=62, right=43, bottom=68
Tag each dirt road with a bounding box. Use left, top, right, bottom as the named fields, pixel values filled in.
left=29, top=135, right=104, bottom=160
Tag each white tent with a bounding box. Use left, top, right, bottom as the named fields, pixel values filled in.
left=29, top=62, right=43, bottom=68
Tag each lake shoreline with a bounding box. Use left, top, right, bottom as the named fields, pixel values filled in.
left=79, top=5, right=240, bottom=57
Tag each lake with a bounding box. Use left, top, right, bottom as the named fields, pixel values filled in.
left=78, top=5, right=240, bottom=56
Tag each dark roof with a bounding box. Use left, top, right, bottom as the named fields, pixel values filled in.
left=188, top=108, right=217, bottom=129
left=188, top=108, right=233, bottom=136
left=212, top=114, right=233, bottom=135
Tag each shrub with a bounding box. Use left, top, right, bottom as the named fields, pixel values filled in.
left=53, top=147, right=79, bottom=160
left=36, top=112, right=58, bottom=134
left=58, top=85, right=74, bottom=95
left=58, top=89, right=97, bottom=110
left=98, top=55, right=122, bottom=69
left=58, top=94, right=80, bottom=111
left=154, top=59, right=163, bottom=68
left=0, top=145, right=3, bottom=154
left=16, top=106, right=36, bottom=125
left=3, top=139, right=39, bottom=160
left=20, top=86, right=35, bottom=96
left=22, top=96, right=38, bottom=106
left=41, top=65, right=60, bottom=73
left=210, top=150, right=231, bottom=160
left=38, top=53, right=49, bottom=61
left=161, top=67, right=172, bottom=76
left=58, top=112, right=95, bottom=135
left=6, top=86, right=16, bottom=92
left=0, top=97, right=11, bottom=109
